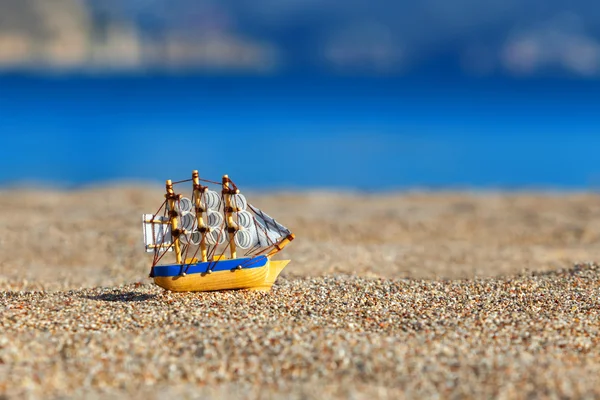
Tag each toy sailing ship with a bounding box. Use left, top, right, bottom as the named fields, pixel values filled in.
left=142, top=171, right=295, bottom=292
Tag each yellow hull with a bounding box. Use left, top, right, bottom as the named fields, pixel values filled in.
left=153, top=259, right=290, bottom=292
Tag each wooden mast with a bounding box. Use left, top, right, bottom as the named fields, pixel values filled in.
left=192, top=170, right=208, bottom=262
left=222, top=174, right=237, bottom=259
left=266, top=233, right=296, bottom=257
left=165, top=179, right=182, bottom=264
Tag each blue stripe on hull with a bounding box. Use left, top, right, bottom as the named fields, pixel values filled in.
left=152, top=256, right=268, bottom=277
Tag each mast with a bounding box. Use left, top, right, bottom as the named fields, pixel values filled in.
left=222, top=174, right=237, bottom=259
left=192, top=170, right=208, bottom=262
left=165, top=179, right=182, bottom=264
left=266, top=233, right=296, bottom=257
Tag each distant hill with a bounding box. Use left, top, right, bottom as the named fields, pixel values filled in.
left=0, top=0, right=275, bottom=73
left=1, top=0, right=600, bottom=77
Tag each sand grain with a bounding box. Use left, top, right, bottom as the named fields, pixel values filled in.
left=1, top=188, right=600, bottom=399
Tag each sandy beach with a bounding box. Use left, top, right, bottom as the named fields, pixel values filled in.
left=1, top=187, right=600, bottom=399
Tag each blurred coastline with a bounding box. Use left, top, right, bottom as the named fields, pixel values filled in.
left=0, top=0, right=276, bottom=73
left=3, top=0, right=600, bottom=77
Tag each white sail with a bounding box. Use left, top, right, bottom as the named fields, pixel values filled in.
left=200, top=190, right=221, bottom=211
left=255, top=224, right=281, bottom=247
left=235, top=210, right=254, bottom=229
left=177, top=197, right=193, bottom=213
left=206, top=227, right=227, bottom=245
left=142, top=214, right=173, bottom=253
left=234, top=229, right=256, bottom=249
left=229, top=204, right=291, bottom=249
left=178, top=212, right=197, bottom=232
left=231, top=194, right=247, bottom=211
left=206, top=209, right=224, bottom=228
left=249, top=204, right=291, bottom=240
left=180, top=229, right=202, bottom=246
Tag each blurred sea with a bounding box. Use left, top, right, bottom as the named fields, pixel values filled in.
left=1, top=73, right=599, bottom=191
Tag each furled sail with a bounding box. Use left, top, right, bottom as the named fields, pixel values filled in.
left=235, top=210, right=254, bottom=229
left=177, top=197, right=194, bottom=213
left=233, top=204, right=292, bottom=249
left=179, top=212, right=197, bottom=232
left=230, top=194, right=247, bottom=211
left=199, top=190, right=221, bottom=211
left=180, top=229, right=201, bottom=245
left=174, top=198, right=198, bottom=246
left=206, top=227, right=227, bottom=245
left=206, top=209, right=223, bottom=228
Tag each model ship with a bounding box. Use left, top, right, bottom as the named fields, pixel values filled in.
left=142, top=171, right=295, bottom=292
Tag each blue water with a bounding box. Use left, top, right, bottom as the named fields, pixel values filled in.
left=1, top=73, right=599, bottom=190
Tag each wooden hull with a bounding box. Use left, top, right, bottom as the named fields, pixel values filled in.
left=153, top=259, right=290, bottom=292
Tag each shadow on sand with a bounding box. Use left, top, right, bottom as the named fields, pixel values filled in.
left=83, top=292, right=157, bottom=302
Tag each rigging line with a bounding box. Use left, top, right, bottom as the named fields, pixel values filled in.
left=172, top=178, right=193, bottom=185
left=151, top=224, right=158, bottom=266
left=204, top=189, right=235, bottom=271
left=246, top=221, right=274, bottom=257
left=206, top=231, right=220, bottom=261
left=182, top=192, right=201, bottom=271
left=176, top=197, right=191, bottom=265
left=252, top=244, right=277, bottom=257
left=188, top=235, right=202, bottom=263
left=208, top=238, right=231, bottom=272
left=181, top=237, right=192, bottom=265
left=173, top=177, right=221, bottom=185
left=238, top=252, right=265, bottom=265
left=213, top=191, right=229, bottom=253
left=184, top=230, right=203, bottom=275
left=181, top=240, right=198, bottom=274
left=152, top=215, right=168, bottom=266
left=205, top=244, right=213, bottom=261
left=209, top=213, right=232, bottom=272
left=205, top=221, right=226, bottom=271
left=149, top=200, right=167, bottom=265
left=250, top=204, right=286, bottom=236
left=252, top=211, right=277, bottom=247
left=199, top=178, right=221, bottom=185
left=208, top=228, right=229, bottom=271
left=155, top=206, right=170, bottom=265
left=216, top=192, right=223, bottom=213
left=236, top=208, right=276, bottom=258
left=216, top=188, right=238, bottom=265
left=153, top=209, right=174, bottom=266
left=152, top=241, right=174, bottom=267
left=152, top=207, right=167, bottom=266
left=238, top=254, right=269, bottom=269
left=196, top=190, right=214, bottom=262
left=181, top=243, right=189, bottom=263
left=248, top=242, right=271, bottom=257
left=152, top=225, right=165, bottom=267
left=154, top=214, right=173, bottom=266
left=149, top=216, right=162, bottom=274
left=151, top=227, right=160, bottom=266
left=244, top=243, right=260, bottom=256
left=227, top=177, right=239, bottom=191
left=206, top=217, right=226, bottom=260
left=186, top=191, right=204, bottom=267
left=150, top=199, right=167, bottom=219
